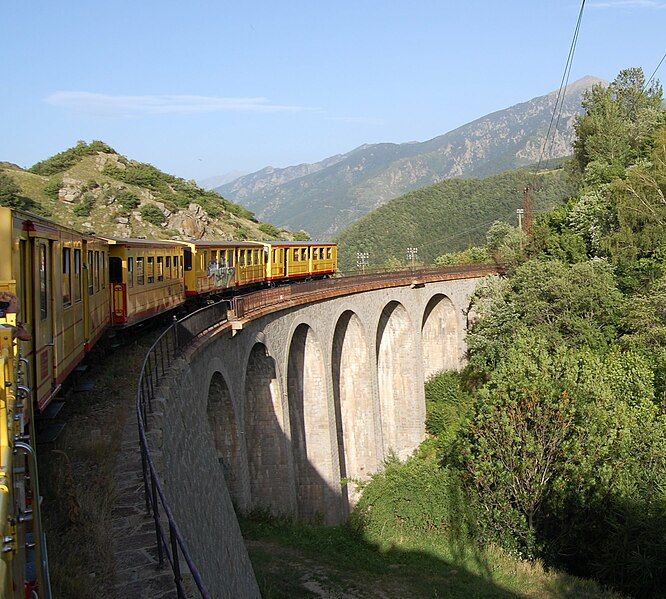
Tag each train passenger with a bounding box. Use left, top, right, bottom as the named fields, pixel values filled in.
left=0, top=291, right=31, bottom=341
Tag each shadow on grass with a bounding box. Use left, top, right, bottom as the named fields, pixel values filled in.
left=239, top=513, right=520, bottom=599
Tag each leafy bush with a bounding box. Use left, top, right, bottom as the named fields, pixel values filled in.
left=0, top=173, right=38, bottom=212
left=258, top=222, right=281, bottom=238
left=73, top=193, right=95, bottom=217
left=29, top=140, right=115, bottom=175
left=352, top=454, right=475, bottom=539
left=116, top=190, right=140, bottom=211
left=293, top=230, right=311, bottom=241
left=424, top=371, right=472, bottom=448
left=140, top=204, right=165, bottom=226
left=43, top=177, right=63, bottom=200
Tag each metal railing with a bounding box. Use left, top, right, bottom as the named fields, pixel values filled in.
left=230, top=263, right=500, bottom=319
left=136, top=300, right=229, bottom=599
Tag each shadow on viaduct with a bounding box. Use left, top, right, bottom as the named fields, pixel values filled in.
left=149, top=276, right=484, bottom=596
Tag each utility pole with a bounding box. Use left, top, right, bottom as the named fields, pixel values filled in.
left=516, top=208, right=524, bottom=230
left=406, top=247, right=418, bottom=270
left=522, top=186, right=532, bottom=233
left=356, top=251, right=369, bottom=275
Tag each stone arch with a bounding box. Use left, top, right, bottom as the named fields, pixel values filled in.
left=421, top=294, right=461, bottom=378
left=332, top=310, right=377, bottom=507
left=244, top=342, right=291, bottom=514
left=206, top=371, right=241, bottom=505
left=287, top=323, right=337, bottom=522
left=376, top=301, right=421, bottom=459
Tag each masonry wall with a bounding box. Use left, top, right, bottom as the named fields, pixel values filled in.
left=149, top=277, right=480, bottom=594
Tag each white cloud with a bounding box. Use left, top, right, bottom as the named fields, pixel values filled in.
left=44, top=91, right=315, bottom=116
left=589, top=0, right=666, bottom=8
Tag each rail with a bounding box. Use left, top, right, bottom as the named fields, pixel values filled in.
left=135, top=263, right=500, bottom=596
left=136, top=300, right=228, bottom=599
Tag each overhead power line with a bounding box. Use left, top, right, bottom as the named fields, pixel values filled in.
left=644, top=51, right=666, bottom=90
left=533, top=0, right=587, bottom=182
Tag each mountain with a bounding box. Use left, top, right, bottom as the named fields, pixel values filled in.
left=0, top=141, right=295, bottom=241
left=198, top=170, right=248, bottom=190
left=334, top=164, right=575, bottom=270
left=218, top=76, right=605, bottom=239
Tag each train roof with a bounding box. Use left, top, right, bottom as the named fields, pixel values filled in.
left=101, top=237, right=184, bottom=248
left=264, top=241, right=337, bottom=247
left=180, top=240, right=264, bottom=249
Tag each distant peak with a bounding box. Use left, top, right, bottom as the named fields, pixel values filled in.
left=547, top=75, right=608, bottom=97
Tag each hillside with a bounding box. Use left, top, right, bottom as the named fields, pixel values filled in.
left=218, top=76, right=604, bottom=239
left=0, top=141, right=294, bottom=241
left=335, top=165, right=575, bottom=270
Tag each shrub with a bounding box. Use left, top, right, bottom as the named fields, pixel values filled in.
left=258, top=222, right=281, bottom=238
left=29, top=140, right=115, bottom=175
left=351, top=454, right=475, bottom=540
left=116, top=190, right=140, bottom=211
left=43, top=177, right=63, bottom=200
left=293, top=230, right=311, bottom=241
left=73, top=193, right=95, bottom=217
left=140, top=204, right=165, bottom=226
left=424, top=371, right=472, bottom=448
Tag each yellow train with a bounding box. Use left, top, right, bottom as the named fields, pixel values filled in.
left=0, top=206, right=337, bottom=596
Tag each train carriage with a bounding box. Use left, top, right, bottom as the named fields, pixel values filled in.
left=104, top=238, right=186, bottom=327
left=181, top=240, right=263, bottom=296
left=264, top=241, right=337, bottom=281
left=0, top=207, right=111, bottom=410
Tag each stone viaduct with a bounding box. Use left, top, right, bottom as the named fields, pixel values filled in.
left=147, top=268, right=495, bottom=596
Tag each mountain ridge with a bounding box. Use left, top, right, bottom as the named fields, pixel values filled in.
left=217, top=75, right=606, bottom=238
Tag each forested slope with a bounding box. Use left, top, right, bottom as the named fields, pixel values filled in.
left=335, top=165, right=574, bottom=269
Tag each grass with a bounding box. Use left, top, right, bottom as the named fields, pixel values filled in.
left=239, top=514, right=623, bottom=598
left=37, top=327, right=161, bottom=598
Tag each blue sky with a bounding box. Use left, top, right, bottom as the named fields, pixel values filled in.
left=2, top=0, right=664, bottom=181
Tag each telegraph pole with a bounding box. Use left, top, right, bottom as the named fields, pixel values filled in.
left=522, top=186, right=532, bottom=232
left=406, top=247, right=418, bottom=270
left=356, top=251, right=369, bottom=274
left=516, top=208, right=524, bottom=230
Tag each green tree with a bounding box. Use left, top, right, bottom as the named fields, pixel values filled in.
left=572, top=68, right=664, bottom=184
left=0, top=173, right=22, bottom=208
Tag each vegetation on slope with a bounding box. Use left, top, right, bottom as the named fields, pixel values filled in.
left=0, top=141, right=295, bottom=241
left=335, top=166, right=575, bottom=270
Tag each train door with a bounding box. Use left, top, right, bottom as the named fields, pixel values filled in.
left=32, top=239, right=55, bottom=409
left=283, top=247, right=288, bottom=278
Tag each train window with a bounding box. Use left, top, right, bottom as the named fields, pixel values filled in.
left=102, top=251, right=107, bottom=288
left=109, top=257, right=123, bottom=284
left=173, top=256, right=179, bottom=278
left=252, top=249, right=258, bottom=264
left=73, top=249, right=82, bottom=302
left=239, top=250, right=245, bottom=267
left=62, top=247, right=71, bottom=307
left=157, top=256, right=164, bottom=282
left=88, top=250, right=94, bottom=295
left=40, top=245, right=48, bottom=320
left=128, top=257, right=134, bottom=288
left=136, top=256, right=145, bottom=285
left=94, top=251, right=100, bottom=292
left=211, top=250, right=217, bottom=262
left=293, top=248, right=299, bottom=261
left=184, top=249, right=192, bottom=272
left=301, top=248, right=307, bottom=261
left=147, top=256, right=155, bottom=284
left=165, top=256, right=171, bottom=279
left=227, top=250, right=233, bottom=267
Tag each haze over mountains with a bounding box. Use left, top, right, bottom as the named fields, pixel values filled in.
left=216, top=76, right=605, bottom=239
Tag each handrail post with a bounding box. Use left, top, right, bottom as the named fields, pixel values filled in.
left=140, top=441, right=150, bottom=514
left=170, top=522, right=186, bottom=599
left=150, top=469, right=163, bottom=567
